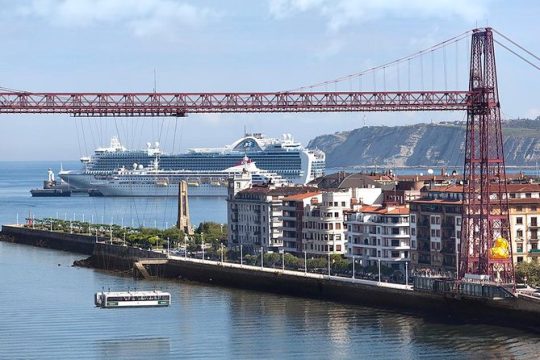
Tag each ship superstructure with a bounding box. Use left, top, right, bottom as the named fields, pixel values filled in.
left=59, top=133, right=325, bottom=192
left=89, top=156, right=290, bottom=197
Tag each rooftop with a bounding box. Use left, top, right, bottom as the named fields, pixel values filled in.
left=283, top=191, right=321, bottom=201
left=353, top=204, right=409, bottom=215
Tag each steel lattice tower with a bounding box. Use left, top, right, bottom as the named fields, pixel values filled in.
left=459, top=28, right=514, bottom=283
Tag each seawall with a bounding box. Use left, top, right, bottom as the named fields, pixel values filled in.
left=161, top=257, right=540, bottom=329
left=2, top=225, right=539, bottom=330
left=1, top=225, right=98, bottom=255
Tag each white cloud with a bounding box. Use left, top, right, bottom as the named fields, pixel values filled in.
left=525, top=108, right=540, bottom=119
left=16, top=0, right=219, bottom=37
left=269, top=0, right=491, bottom=31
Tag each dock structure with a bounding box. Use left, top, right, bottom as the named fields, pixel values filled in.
left=133, top=259, right=169, bottom=279
left=2, top=224, right=540, bottom=329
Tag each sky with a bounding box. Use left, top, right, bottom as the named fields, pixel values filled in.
left=0, top=0, right=539, bottom=161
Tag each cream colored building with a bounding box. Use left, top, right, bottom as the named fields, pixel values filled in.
left=302, top=190, right=351, bottom=255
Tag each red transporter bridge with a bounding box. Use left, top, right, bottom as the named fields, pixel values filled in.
left=0, top=28, right=515, bottom=285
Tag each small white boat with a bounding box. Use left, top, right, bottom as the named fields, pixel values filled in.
left=95, top=290, right=171, bottom=308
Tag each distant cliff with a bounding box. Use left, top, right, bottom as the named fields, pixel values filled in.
left=308, top=119, right=540, bottom=168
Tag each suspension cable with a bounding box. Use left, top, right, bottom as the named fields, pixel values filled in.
left=284, top=30, right=472, bottom=92
left=494, top=39, right=540, bottom=71
left=493, top=29, right=540, bottom=63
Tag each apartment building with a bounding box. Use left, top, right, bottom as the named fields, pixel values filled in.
left=409, top=183, right=540, bottom=273
left=302, top=190, right=351, bottom=256
left=281, top=191, right=322, bottom=254
left=345, top=204, right=410, bottom=271
left=227, top=183, right=317, bottom=253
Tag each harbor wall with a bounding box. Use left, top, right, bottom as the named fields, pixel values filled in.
left=1, top=225, right=97, bottom=255
left=2, top=226, right=539, bottom=329
left=91, top=242, right=167, bottom=271
left=161, top=259, right=540, bottom=328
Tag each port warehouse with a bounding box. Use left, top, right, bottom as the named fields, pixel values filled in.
left=2, top=225, right=539, bottom=328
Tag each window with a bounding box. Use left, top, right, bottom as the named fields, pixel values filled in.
left=517, top=229, right=523, bottom=238
left=516, top=243, right=523, bottom=253
left=411, top=228, right=416, bottom=236
left=410, top=215, right=416, bottom=223
left=516, top=217, right=523, bottom=225
left=391, top=239, right=400, bottom=247
left=531, top=217, right=537, bottom=227
left=341, top=201, right=346, bottom=207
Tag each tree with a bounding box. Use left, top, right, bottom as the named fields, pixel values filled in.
left=264, top=253, right=281, bottom=268
left=195, top=222, right=227, bottom=245
left=515, top=262, right=540, bottom=287
left=284, top=253, right=301, bottom=269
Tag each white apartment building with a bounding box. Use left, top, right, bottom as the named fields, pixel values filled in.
left=346, top=204, right=410, bottom=271
left=281, top=192, right=322, bottom=254
left=302, top=190, right=351, bottom=255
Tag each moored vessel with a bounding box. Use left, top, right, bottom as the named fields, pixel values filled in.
left=89, top=156, right=289, bottom=197
left=30, top=169, right=71, bottom=197
left=59, top=133, right=325, bottom=192
left=94, top=290, right=171, bottom=308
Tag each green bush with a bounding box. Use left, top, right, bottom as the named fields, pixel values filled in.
left=515, top=262, right=540, bottom=287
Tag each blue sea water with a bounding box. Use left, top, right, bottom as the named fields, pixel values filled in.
left=0, top=161, right=539, bottom=359
left=0, top=161, right=227, bottom=229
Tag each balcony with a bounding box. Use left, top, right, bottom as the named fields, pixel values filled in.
left=441, top=221, right=455, bottom=229
left=529, top=249, right=540, bottom=256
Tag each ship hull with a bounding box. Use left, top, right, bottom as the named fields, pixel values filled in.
left=93, top=182, right=227, bottom=197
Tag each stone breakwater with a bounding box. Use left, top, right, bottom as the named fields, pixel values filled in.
left=2, top=224, right=540, bottom=331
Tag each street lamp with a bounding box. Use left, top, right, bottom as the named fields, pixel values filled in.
left=352, top=255, right=355, bottom=280
left=405, top=261, right=409, bottom=286
left=378, top=258, right=381, bottom=283
left=221, top=243, right=224, bottom=263
left=240, top=244, right=243, bottom=266
left=328, top=252, right=331, bottom=277
left=304, top=251, right=307, bottom=274
left=260, top=247, right=264, bottom=269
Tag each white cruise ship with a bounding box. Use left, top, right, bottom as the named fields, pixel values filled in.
left=90, top=156, right=290, bottom=197
left=59, top=133, right=325, bottom=194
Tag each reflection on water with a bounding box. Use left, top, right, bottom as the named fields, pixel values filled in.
left=1, top=241, right=540, bottom=359
left=97, top=337, right=170, bottom=359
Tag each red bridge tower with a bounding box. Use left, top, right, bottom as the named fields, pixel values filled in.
left=460, top=28, right=514, bottom=283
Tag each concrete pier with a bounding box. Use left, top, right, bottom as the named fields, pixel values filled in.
left=2, top=225, right=539, bottom=330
